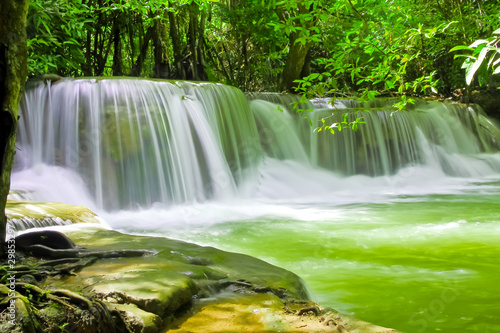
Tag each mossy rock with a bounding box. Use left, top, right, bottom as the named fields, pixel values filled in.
left=6, top=200, right=107, bottom=231
left=107, top=303, right=163, bottom=333
left=168, top=293, right=398, bottom=333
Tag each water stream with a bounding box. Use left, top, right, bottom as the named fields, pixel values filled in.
left=11, top=78, right=500, bottom=332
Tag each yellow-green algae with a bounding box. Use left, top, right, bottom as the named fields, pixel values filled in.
left=6, top=199, right=107, bottom=229
left=168, top=293, right=397, bottom=333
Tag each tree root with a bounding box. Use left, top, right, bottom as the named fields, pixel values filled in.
left=14, top=282, right=76, bottom=310
left=297, top=305, right=321, bottom=316
left=0, top=231, right=157, bottom=332
left=2, top=281, right=126, bottom=332
left=51, top=289, right=94, bottom=309
left=25, top=244, right=157, bottom=259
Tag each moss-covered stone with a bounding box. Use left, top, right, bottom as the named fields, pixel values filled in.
left=107, top=303, right=163, bottom=333
left=168, top=293, right=398, bottom=333
left=6, top=200, right=108, bottom=231
left=57, top=227, right=308, bottom=300
left=0, top=294, right=39, bottom=333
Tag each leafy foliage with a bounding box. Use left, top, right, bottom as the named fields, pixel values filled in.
left=451, top=28, right=500, bottom=88
left=314, top=112, right=366, bottom=135
left=27, top=0, right=90, bottom=76
left=26, top=0, right=499, bottom=104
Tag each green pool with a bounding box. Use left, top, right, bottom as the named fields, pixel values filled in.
left=106, top=180, right=500, bottom=333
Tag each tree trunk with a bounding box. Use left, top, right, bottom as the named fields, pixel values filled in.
left=153, top=14, right=170, bottom=79
left=112, top=16, right=123, bottom=76
left=242, top=35, right=250, bottom=90
left=197, top=9, right=207, bottom=81
left=168, top=6, right=184, bottom=79
left=0, top=0, right=30, bottom=254
left=83, top=0, right=93, bottom=76
left=278, top=34, right=313, bottom=92
left=84, top=30, right=93, bottom=76
left=130, top=25, right=154, bottom=77
left=188, top=4, right=199, bottom=80
left=93, top=0, right=104, bottom=75
left=277, top=3, right=316, bottom=92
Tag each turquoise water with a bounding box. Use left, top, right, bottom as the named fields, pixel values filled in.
left=106, top=183, right=500, bottom=333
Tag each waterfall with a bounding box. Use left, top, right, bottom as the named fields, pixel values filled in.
left=13, top=78, right=500, bottom=211
left=248, top=94, right=500, bottom=176
left=16, top=78, right=261, bottom=210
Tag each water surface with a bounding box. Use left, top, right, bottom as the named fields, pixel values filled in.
left=102, top=175, right=500, bottom=333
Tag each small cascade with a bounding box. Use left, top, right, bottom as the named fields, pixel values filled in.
left=9, top=217, right=75, bottom=232
left=13, top=78, right=500, bottom=211
left=249, top=99, right=309, bottom=163
left=249, top=94, right=500, bottom=177
left=6, top=199, right=107, bottom=233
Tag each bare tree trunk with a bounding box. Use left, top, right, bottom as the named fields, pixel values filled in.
left=197, top=9, right=207, bottom=81
left=188, top=4, right=199, bottom=80
left=84, top=30, right=93, bottom=76
left=112, top=16, right=123, bottom=76
left=93, top=0, right=105, bottom=75
left=130, top=25, right=154, bottom=77
left=153, top=14, right=170, bottom=79
left=83, top=0, right=93, bottom=75
left=168, top=7, right=184, bottom=79
left=0, top=0, right=30, bottom=254
left=277, top=3, right=316, bottom=92
left=242, top=35, right=250, bottom=90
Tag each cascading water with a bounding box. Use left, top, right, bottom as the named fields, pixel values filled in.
left=16, top=78, right=261, bottom=209
left=14, top=79, right=500, bottom=208
left=10, top=78, right=500, bottom=333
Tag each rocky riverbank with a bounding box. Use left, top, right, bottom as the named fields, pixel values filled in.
left=1, top=199, right=398, bottom=333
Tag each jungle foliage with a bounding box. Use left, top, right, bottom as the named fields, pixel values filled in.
left=27, top=0, right=499, bottom=101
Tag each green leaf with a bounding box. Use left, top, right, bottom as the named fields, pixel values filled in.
left=478, top=63, right=489, bottom=87
left=472, top=43, right=487, bottom=56
left=461, top=57, right=473, bottom=69
left=309, top=73, right=320, bottom=80
left=469, top=39, right=489, bottom=48
left=466, top=46, right=489, bottom=85
left=454, top=55, right=474, bottom=61
left=449, top=45, right=471, bottom=52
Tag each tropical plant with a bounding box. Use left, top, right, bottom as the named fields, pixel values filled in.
left=450, top=28, right=500, bottom=89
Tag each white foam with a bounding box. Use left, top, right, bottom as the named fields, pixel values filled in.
left=10, top=164, right=97, bottom=210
